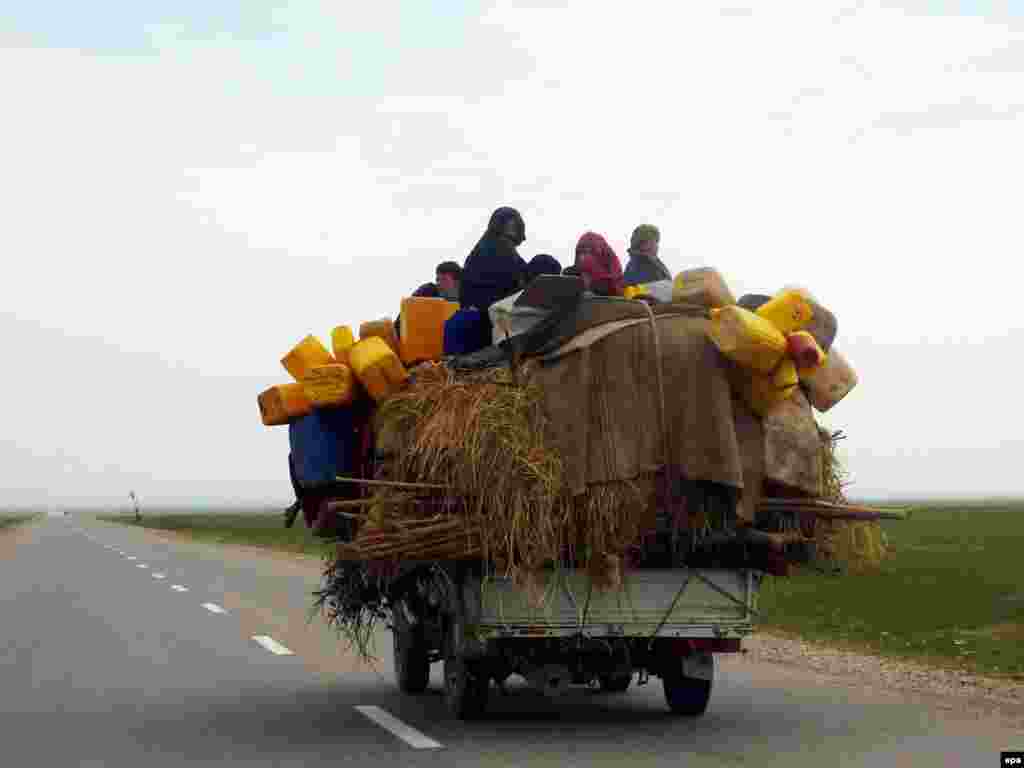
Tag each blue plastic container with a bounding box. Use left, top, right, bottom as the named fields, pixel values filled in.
left=444, top=308, right=491, bottom=356
left=288, top=407, right=357, bottom=490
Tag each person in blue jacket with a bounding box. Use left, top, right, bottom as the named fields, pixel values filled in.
left=623, top=224, right=672, bottom=285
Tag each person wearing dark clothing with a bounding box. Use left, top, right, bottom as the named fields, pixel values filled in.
left=412, top=282, right=440, bottom=298
left=460, top=207, right=529, bottom=313
left=623, top=224, right=672, bottom=285
left=562, top=265, right=582, bottom=277
left=527, top=253, right=562, bottom=280
left=435, top=261, right=462, bottom=301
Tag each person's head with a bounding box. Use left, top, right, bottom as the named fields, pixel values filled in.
left=435, top=261, right=462, bottom=301
left=412, top=282, right=440, bottom=298
left=486, top=207, right=525, bottom=247
left=527, top=253, right=562, bottom=280
left=575, top=232, right=624, bottom=297
left=628, top=224, right=660, bottom=262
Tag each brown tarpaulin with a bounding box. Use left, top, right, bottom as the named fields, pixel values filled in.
left=528, top=301, right=821, bottom=522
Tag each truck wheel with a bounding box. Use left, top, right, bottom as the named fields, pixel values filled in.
left=393, top=615, right=429, bottom=695
left=444, top=655, right=489, bottom=720
left=662, top=656, right=713, bottom=716
left=598, top=674, right=632, bottom=693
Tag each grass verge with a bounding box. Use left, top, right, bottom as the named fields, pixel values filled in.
left=758, top=501, right=1024, bottom=680
left=97, top=512, right=336, bottom=559
left=0, top=513, right=41, bottom=530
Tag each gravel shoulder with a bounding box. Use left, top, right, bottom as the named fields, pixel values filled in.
left=733, top=630, right=1024, bottom=725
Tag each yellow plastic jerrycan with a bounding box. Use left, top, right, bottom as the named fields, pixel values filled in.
left=301, top=364, right=358, bottom=408
left=776, top=285, right=838, bottom=351
left=331, top=326, right=356, bottom=367
left=755, top=288, right=815, bottom=335
left=623, top=280, right=674, bottom=303
left=398, top=297, right=459, bottom=365
left=739, top=358, right=798, bottom=417
left=281, top=335, right=335, bottom=382
left=258, top=383, right=313, bottom=426
left=708, top=306, right=788, bottom=374
left=359, top=319, right=401, bottom=357
left=745, top=368, right=798, bottom=417
left=349, top=337, right=410, bottom=403
left=672, top=267, right=736, bottom=309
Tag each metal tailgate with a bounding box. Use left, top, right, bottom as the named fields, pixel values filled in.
left=475, top=568, right=759, bottom=639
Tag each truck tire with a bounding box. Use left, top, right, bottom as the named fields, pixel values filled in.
left=393, top=614, right=429, bottom=695
left=443, top=654, right=489, bottom=720
left=598, top=674, right=632, bottom=693
left=662, top=657, right=713, bottom=716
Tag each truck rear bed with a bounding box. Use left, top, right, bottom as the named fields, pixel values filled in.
left=472, top=567, right=760, bottom=639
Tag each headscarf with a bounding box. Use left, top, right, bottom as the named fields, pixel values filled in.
left=527, top=253, right=562, bottom=280
left=576, top=232, right=624, bottom=297
left=460, top=206, right=529, bottom=313
left=629, top=224, right=660, bottom=250
left=487, top=207, right=526, bottom=245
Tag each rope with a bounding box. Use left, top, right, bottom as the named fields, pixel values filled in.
left=646, top=571, right=691, bottom=651
left=692, top=570, right=764, bottom=619
left=637, top=301, right=673, bottom=509
left=334, top=476, right=452, bottom=491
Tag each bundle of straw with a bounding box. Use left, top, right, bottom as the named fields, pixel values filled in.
left=365, top=361, right=634, bottom=579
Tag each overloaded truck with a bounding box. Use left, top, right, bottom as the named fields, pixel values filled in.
left=264, top=276, right=886, bottom=720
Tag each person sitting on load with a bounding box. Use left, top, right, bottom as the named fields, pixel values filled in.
left=527, top=253, right=562, bottom=281
left=435, top=261, right=462, bottom=301
left=460, top=207, right=530, bottom=338
left=623, top=224, right=672, bottom=285
left=576, top=232, right=625, bottom=297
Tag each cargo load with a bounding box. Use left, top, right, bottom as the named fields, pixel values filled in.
left=258, top=270, right=902, bottom=722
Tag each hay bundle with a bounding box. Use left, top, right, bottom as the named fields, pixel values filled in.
left=348, top=361, right=652, bottom=584
left=813, top=426, right=887, bottom=571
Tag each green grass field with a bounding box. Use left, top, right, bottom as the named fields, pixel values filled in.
left=0, top=512, right=40, bottom=530
left=759, top=501, right=1024, bottom=680
left=98, top=502, right=1024, bottom=680
left=96, top=512, right=335, bottom=559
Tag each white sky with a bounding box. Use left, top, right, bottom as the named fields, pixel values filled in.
left=4, top=1, right=1024, bottom=508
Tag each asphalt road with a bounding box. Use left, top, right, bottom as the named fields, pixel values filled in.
left=1, top=516, right=1019, bottom=767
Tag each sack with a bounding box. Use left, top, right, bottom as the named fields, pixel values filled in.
left=288, top=408, right=359, bottom=489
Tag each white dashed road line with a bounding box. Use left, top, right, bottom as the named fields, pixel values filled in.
left=152, top=573, right=166, bottom=579
left=171, top=585, right=189, bottom=592
left=202, top=602, right=227, bottom=615
left=136, top=564, right=148, bottom=569
left=355, top=706, right=443, bottom=750
left=125, top=556, right=136, bottom=561
left=252, top=636, right=294, bottom=656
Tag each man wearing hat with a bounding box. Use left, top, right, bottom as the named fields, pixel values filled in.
left=623, top=224, right=673, bottom=285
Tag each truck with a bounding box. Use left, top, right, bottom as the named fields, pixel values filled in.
left=295, top=285, right=842, bottom=720
left=383, top=559, right=761, bottom=719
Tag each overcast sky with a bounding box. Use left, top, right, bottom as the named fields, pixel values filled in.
left=4, top=1, right=1024, bottom=509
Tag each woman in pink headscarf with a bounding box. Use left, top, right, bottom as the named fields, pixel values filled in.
left=575, top=232, right=625, bottom=297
